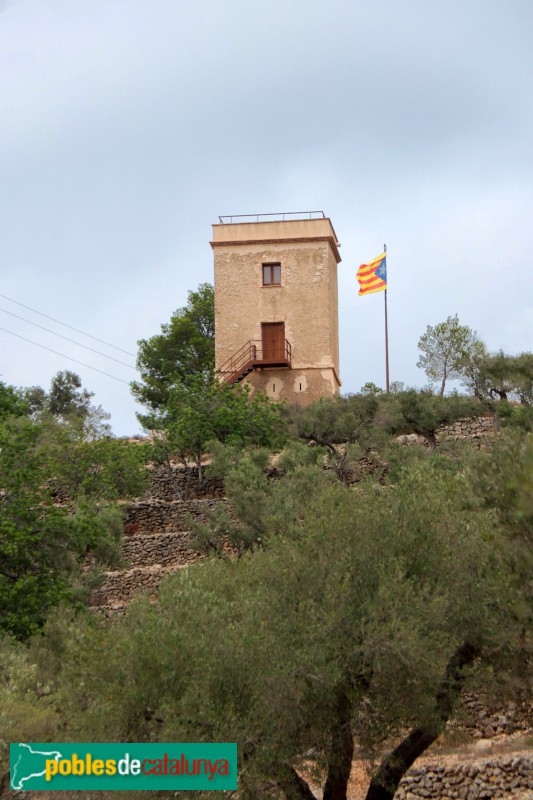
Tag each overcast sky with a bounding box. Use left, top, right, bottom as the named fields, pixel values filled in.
left=1, top=0, right=532, bottom=435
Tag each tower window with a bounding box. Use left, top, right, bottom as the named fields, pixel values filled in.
left=262, top=263, right=281, bottom=286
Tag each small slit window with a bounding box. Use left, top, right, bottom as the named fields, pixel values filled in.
left=262, top=263, right=281, bottom=286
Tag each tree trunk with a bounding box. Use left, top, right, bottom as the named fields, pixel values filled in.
left=491, top=387, right=508, bottom=401
left=439, top=369, right=447, bottom=397
left=165, top=452, right=183, bottom=500
left=178, top=451, right=194, bottom=498
left=425, top=431, right=437, bottom=453
left=364, top=728, right=438, bottom=800
left=323, top=691, right=354, bottom=800
left=299, top=434, right=350, bottom=487
left=364, top=642, right=479, bottom=800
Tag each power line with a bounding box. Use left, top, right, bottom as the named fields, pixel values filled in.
left=0, top=292, right=136, bottom=357
left=0, top=326, right=132, bottom=385
left=0, top=307, right=136, bottom=370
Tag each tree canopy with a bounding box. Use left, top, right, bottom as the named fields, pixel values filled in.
left=477, top=351, right=533, bottom=404
left=0, top=408, right=148, bottom=640
left=1, top=400, right=532, bottom=798
left=287, top=389, right=485, bottom=463
left=392, top=388, right=485, bottom=450
left=149, top=374, right=286, bottom=489
left=0, top=381, right=27, bottom=420
left=22, top=370, right=111, bottom=438
left=417, top=314, right=485, bottom=396
left=131, top=282, right=215, bottom=423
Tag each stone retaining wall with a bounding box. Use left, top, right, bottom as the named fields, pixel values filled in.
left=91, top=562, right=195, bottom=606
left=124, top=498, right=229, bottom=534
left=397, top=416, right=496, bottom=449
left=396, top=755, right=532, bottom=799
left=458, top=695, right=533, bottom=739
left=121, top=530, right=199, bottom=567
left=437, top=416, right=496, bottom=441
left=91, top=499, right=230, bottom=607
left=147, top=465, right=224, bottom=500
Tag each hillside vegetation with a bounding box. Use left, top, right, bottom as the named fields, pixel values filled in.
left=1, top=305, right=532, bottom=799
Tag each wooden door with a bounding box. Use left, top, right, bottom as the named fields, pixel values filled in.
left=262, top=322, right=285, bottom=361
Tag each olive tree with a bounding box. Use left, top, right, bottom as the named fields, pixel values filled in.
left=49, top=457, right=514, bottom=800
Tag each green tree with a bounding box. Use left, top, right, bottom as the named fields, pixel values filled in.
left=291, top=394, right=383, bottom=485
left=514, top=352, right=533, bottom=404
left=477, top=350, right=533, bottom=403
left=21, top=384, right=47, bottom=416
left=132, top=283, right=215, bottom=422
left=417, top=314, right=485, bottom=396
left=150, top=375, right=285, bottom=489
left=360, top=381, right=384, bottom=396
left=0, top=381, right=27, bottom=420
left=48, top=370, right=94, bottom=419
left=0, top=416, right=148, bottom=639
left=22, top=370, right=111, bottom=438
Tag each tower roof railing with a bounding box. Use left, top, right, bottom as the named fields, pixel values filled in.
left=217, top=211, right=326, bottom=224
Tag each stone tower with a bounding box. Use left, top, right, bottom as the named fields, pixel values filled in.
left=211, top=212, right=341, bottom=404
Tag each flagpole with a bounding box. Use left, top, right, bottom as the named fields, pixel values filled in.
left=384, top=243, right=390, bottom=393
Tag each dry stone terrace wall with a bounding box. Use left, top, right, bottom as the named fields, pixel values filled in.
left=92, top=498, right=229, bottom=609
left=436, top=415, right=496, bottom=441
left=91, top=564, right=183, bottom=606
left=122, top=530, right=200, bottom=567
left=124, top=497, right=229, bottom=534
left=90, top=459, right=230, bottom=610
left=396, top=755, right=533, bottom=799
left=458, top=695, right=533, bottom=739
left=397, top=416, right=496, bottom=449
left=147, top=464, right=225, bottom=500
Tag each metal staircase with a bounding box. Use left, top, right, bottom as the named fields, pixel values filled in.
left=218, top=339, right=292, bottom=386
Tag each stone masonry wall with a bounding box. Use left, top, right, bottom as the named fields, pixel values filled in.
left=121, top=531, right=198, bottom=567
left=458, top=695, right=533, bottom=739
left=397, top=416, right=496, bottom=448
left=90, top=454, right=234, bottom=611
left=92, top=498, right=229, bottom=609
left=396, top=755, right=532, bottom=799
left=91, top=563, right=186, bottom=606
left=147, top=464, right=225, bottom=500
left=436, top=416, right=496, bottom=441
left=124, top=498, right=229, bottom=534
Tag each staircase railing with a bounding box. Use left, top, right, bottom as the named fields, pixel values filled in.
left=218, top=339, right=292, bottom=385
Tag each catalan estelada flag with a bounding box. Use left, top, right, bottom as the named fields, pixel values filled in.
left=356, top=252, right=387, bottom=295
